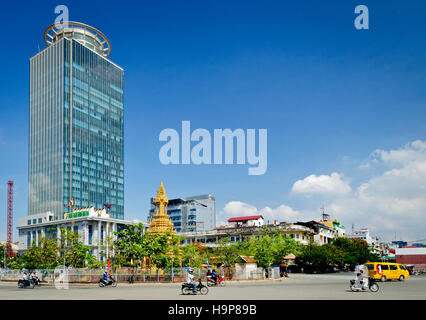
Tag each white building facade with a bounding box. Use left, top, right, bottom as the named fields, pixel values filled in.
left=227, top=215, right=264, bottom=227
left=17, top=207, right=147, bottom=260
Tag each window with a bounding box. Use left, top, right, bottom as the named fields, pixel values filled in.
left=27, top=220, right=31, bottom=225
left=398, top=265, right=407, bottom=270
left=38, top=218, right=42, bottom=224
left=390, top=265, right=398, bottom=271
left=381, top=265, right=389, bottom=270
left=33, top=219, right=36, bottom=224
left=88, top=225, right=93, bottom=245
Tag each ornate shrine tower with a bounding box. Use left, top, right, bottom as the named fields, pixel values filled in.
left=148, top=181, right=175, bottom=235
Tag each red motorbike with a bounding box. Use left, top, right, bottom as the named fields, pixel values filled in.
left=207, top=274, right=225, bottom=287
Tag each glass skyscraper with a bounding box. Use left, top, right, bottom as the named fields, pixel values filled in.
left=29, top=22, right=124, bottom=220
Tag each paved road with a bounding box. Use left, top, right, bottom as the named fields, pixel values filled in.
left=1, top=273, right=426, bottom=300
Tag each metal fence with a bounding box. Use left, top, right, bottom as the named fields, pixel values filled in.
left=0, top=267, right=226, bottom=283
left=0, top=266, right=282, bottom=283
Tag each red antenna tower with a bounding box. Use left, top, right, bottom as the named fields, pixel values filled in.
left=7, top=181, right=13, bottom=257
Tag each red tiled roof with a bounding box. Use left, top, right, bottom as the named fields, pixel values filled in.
left=228, top=215, right=263, bottom=222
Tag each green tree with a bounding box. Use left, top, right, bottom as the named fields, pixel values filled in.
left=249, top=235, right=274, bottom=269
left=332, top=237, right=379, bottom=265
left=212, top=237, right=242, bottom=267
left=113, top=223, right=146, bottom=267
left=296, top=241, right=344, bottom=272
left=0, top=244, right=6, bottom=267
left=21, top=237, right=60, bottom=269
left=62, top=229, right=97, bottom=268
left=182, top=243, right=205, bottom=268
left=113, top=226, right=181, bottom=269
left=145, top=232, right=176, bottom=269
left=246, top=228, right=301, bottom=269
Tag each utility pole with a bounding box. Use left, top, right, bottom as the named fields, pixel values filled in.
left=171, top=250, right=174, bottom=282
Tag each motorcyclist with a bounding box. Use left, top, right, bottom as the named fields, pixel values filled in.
left=211, top=269, right=217, bottom=284
left=355, top=265, right=369, bottom=290
left=186, top=268, right=197, bottom=293
left=102, top=271, right=110, bottom=285
left=22, top=272, right=33, bottom=286
left=30, top=272, right=39, bottom=284
left=206, top=269, right=212, bottom=282
left=360, top=269, right=369, bottom=290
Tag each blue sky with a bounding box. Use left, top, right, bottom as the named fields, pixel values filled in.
left=0, top=0, right=426, bottom=242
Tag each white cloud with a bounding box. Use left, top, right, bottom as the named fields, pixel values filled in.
left=291, top=172, right=352, bottom=196
left=217, top=140, right=426, bottom=242
left=261, top=205, right=300, bottom=223
left=328, top=140, right=426, bottom=240
left=371, top=140, right=426, bottom=166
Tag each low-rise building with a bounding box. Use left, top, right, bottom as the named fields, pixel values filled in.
left=17, top=207, right=148, bottom=260
left=319, top=218, right=346, bottom=237
left=228, top=215, right=264, bottom=227
left=347, top=227, right=385, bottom=255
left=295, top=221, right=336, bottom=245
left=179, top=222, right=315, bottom=247
left=396, top=247, right=426, bottom=272
left=347, top=227, right=373, bottom=244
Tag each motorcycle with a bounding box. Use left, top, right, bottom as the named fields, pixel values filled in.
left=31, top=277, right=41, bottom=286
left=181, top=279, right=208, bottom=295
left=98, top=276, right=117, bottom=287
left=207, top=274, right=225, bottom=287
left=350, top=276, right=379, bottom=292
left=17, top=279, right=35, bottom=289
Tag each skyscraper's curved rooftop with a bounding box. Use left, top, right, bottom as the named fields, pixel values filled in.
left=43, top=21, right=111, bottom=58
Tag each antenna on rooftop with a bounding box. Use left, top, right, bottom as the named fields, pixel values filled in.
left=320, top=205, right=330, bottom=221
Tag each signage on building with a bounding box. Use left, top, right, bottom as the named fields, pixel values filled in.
left=66, top=211, right=90, bottom=219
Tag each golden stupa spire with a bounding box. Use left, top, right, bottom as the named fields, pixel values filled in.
left=148, top=181, right=174, bottom=235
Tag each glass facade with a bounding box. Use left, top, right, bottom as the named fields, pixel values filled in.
left=29, top=36, right=124, bottom=220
